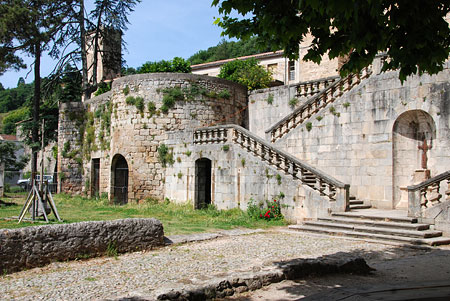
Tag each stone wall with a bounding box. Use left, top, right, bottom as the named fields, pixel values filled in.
left=163, top=129, right=341, bottom=223
left=269, top=62, right=450, bottom=210
left=58, top=73, right=247, bottom=202
left=58, top=101, right=87, bottom=194
left=249, top=85, right=304, bottom=138
left=0, top=218, right=164, bottom=273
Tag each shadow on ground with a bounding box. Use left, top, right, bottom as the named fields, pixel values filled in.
left=224, top=244, right=450, bottom=300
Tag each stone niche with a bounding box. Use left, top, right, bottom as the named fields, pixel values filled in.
left=58, top=73, right=248, bottom=203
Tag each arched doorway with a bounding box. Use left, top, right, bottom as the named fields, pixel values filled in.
left=392, top=110, right=436, bottom=208
left=195, top=158, right=212, bottom=209
left=111, top=154, right=129, bottom=205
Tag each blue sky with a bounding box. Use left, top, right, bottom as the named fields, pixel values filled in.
left=0, top=0, right=228, bottom=88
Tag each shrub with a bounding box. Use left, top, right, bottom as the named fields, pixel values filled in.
left=247, top=198, right=283, bottom=220
left=137, top=57, right=191, bottom=73
left=94, top=81, right=111, bottom=96
left=218, top=58, right=273, bottom=90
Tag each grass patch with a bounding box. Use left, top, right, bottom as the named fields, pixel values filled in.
left=0, top=193, right=287, bottom=235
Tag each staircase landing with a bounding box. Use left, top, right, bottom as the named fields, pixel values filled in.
left=289, top=208, right=450, bottom=246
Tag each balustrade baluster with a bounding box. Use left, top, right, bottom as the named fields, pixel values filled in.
left=283, top=157, right=290, bottom=174
left=446, top=179, right=450, bottom=199
left=246, top=136, right=252, bottom=152
left=420, top=187, right=428, bottom=208
left=292, top=163, right=300, bottom=179
left=428, top=182, right=442, bottom=204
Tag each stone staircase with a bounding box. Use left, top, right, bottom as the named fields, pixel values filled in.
left=348, top=196, right=371, bottom=210
left=266, top=66, right=372, bottom=143
left=289, top=210, right=450, bottom=246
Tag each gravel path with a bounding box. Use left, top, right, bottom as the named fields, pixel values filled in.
left=0, top=229, right=437, bottom=300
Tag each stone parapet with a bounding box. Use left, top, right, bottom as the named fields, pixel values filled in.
left=0, top=218, right=164, bottom=273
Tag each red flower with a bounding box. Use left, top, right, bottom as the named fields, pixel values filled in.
left=272, top=206, right=274, bottom=208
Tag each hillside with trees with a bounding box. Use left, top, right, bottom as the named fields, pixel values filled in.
left=187, top=37, right=272, bottom=65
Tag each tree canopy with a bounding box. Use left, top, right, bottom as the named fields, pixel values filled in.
left=218, top=58, right=272, bottom=90
left=127, top=57, right=192, bottom=74
left=0, top=141, right=28, bottom=171
left=212, top=0, right=450, bottom=81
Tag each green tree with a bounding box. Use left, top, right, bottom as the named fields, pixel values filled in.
left=137, top=57, right=191, bottom=74
left=0, top=141, right=28, bottom=171
left=2, top=107, right=29, bottom=135
left=218, top=58, right=272, bottom=90
left=0, top=0, right=73, bottom=177
left=212, top=0, right=450, bottom=81
left=0, top=81, right=33, bottom=113
left=59, top=64, right=82, bottom=103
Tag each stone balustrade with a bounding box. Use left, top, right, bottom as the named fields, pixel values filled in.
left=408, top=170, right=450, bottom=219
left=194, top=124, right=349, bottom=207
left=266, top=66, right=372, bottom=143
left=296, top=76, right=340, bottom=98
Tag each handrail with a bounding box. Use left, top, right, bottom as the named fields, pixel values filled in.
left=407, top=171, right=450, bottom=192
left=194, top=124, right=349, bottom=201
left=296, top=76, right=340, bottom=98
left=265, top=66, right=372, bottom=143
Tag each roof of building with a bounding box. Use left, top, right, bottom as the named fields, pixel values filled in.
left=0, top=134, right=18, bottom=141
left=191, top=50, right=284, bottom=70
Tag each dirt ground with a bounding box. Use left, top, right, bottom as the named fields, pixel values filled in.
left=224, top=237, right=450, bottom=300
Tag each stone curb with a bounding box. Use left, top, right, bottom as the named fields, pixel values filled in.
left=164, top=229, right=265, bottom=245
left=154, top=257, right=374, bottom=300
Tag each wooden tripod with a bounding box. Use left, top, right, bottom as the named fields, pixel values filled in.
left=18, top=180, right=62, bottom=223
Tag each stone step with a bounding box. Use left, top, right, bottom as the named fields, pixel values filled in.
left=349, top=204, right=372, bottom=210
left=289, top=225, right=450, bottom=246
left=318, top=217, right=430, bottom=231
left=303, top=220, right=442, bottom=238
left=332, top=212, right=418, bottom=223
left=349, top=200, right=364, bottom=205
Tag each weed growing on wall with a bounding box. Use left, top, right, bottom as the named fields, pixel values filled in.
left=158, top=143, right=174, bottom=167
left=222, top=145, right=230, bottom=151
left=123, top=86, right=130, bottom=96
left=276, top=174, right=282, bottom=185
left=306, top=122, right=312, bottom=131
left=147, top=101, right=156, bottom=116
left=266, top=93, right=274, bottom=104
left=218, top=89, right=231, bottom=99
left=161, top=87, right=184, bottom=113
left=289, top=97, right=299, bottom=107
left=125, top=96, right=145, bottom=114
left=106, top=241, right=118, bottom=258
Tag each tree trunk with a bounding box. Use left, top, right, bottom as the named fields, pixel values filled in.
left=31, top=42, right=41, bottom=179
left=79, top=0, right=90, bottom=100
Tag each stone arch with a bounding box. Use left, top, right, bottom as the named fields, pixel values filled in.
left=111, top=154, right=129, bottom=205
left=195, top=158, right=212, bottom=209
left=392, top=110, right=436, bottom=208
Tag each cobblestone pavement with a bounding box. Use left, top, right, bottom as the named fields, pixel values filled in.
left=1, top=228, right=445, bottom=300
